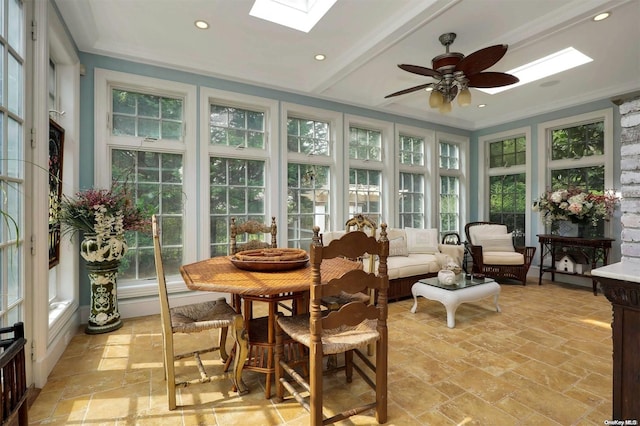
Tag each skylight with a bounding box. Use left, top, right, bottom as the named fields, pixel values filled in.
left=477, top=47, right=593, bottom=95
left=250, top=0, right=338, bottom=33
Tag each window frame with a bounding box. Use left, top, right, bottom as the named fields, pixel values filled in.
left=344, top=115, right=393, bottom=225
left=478, top=126, right=533, bottom=243
left=200, top=87, right=279, bottom=251
left=94, top=69, right=198, bottom=298
left=394, top=124, right=435, bottom=228
left=435, top=132, right=469, bottom=239
left=282, top=103, right=342, bottom=235
left=536, top=109, right=614, bottom=237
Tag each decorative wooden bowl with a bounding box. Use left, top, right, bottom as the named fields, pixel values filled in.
left=230, top=248, right=309, bottom=272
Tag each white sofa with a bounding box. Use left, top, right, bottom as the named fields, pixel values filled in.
left=322, top=227, right=465, bottom=301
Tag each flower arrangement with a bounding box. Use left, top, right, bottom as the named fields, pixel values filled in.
left=58, top=181, right=149, bottom=240
left=532, top=188, right=620, bottom=226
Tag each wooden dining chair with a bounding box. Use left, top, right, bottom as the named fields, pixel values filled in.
left=228, top=216, right=305, bottom=398
left=274, top=224, right=390, bottom=425
left=152, top=215, right=249, bottom=410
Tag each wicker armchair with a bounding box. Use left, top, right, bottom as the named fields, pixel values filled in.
left=464, top=221, right=536, bottom=285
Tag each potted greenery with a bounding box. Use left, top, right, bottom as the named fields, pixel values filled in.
left=59, top=181, right=149, bottom=334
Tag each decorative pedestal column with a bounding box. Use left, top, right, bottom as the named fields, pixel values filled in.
left=81, top=234, right=127, bottom=334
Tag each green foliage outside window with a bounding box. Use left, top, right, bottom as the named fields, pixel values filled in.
left=209, top=104, right=265, bottom=148
left=439, top=176, right=459, bottom=234
left=349, top=127, right=381, bottom=161
left=399, top=172, right=424, bottom=228
left=209, top=157, right=266, bottom=257
left=287, top=117, right=329, bottom=155
left=399, top=134, right=424, bottom=165
left=489, top=137, right=526, bottom=168
left=489, top=173, right=526, bottom=245
left=287, top=163, right=330, bottom=250
left=112, top=149, right=183, bottom=279
left=551, top=121, right=604, bottom=160
left=112, top=89, right=183, bottom=140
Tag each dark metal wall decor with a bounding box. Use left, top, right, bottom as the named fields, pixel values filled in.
left=49, top=119, right=64, bottom=268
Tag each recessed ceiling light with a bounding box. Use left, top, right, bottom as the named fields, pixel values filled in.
left=194, top=20, right=209, bottom=29
left=314, top=54, right=326, bottom=61
left=593, top=12, right=610, bottom=21
left=477, top=47, right=592, bottom=95
left=250, top=0, right=337, bottom=33
left=478, top=104, right=487, bottom=108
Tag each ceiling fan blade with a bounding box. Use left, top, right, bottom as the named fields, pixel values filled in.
left=456, top=44, right=508, bottom=76
left=384, top=83, right=433, bottom=98
left=467, top=72, right=519, bottom=88
left=398, top=64, right=442, bottom=78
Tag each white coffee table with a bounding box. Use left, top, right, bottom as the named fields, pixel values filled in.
left=410, top=276, right=501, bottom=328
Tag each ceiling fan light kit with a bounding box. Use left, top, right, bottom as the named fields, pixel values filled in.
left=386, top=32, right=519, bottom=113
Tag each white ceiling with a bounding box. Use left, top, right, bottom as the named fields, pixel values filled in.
left=54, top=0, right=640, bottom=130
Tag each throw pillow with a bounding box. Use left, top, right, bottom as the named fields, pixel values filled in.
left=388, top=235, right=409, bottom=257
left=477, top=233, right=514, bottom=252
left=405, top=228, right=439, bottom=253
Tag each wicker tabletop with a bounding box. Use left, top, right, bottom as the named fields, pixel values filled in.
left=180, top=256, right=361, bottom=295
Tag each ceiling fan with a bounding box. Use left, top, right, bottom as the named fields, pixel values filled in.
left=385, top=33, right=519, bottom=112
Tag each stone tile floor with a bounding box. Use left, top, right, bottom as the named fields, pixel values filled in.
left=29, top=279, right=613, bottom=425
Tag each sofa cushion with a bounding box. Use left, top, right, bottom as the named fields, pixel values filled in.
left=483, top=251, right=524, bottom=265
left=389, top=235, right=409, bottom=257
left=468, top=224, right=508, bottom=245
left=476, top=233, right=514, bottom=252
left=405, top=228, right=439, bottom=253
left=377, top=253, right=441, bottom=280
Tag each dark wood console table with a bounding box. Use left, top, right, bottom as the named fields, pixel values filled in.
left=537, top=234, right=614, bottom=295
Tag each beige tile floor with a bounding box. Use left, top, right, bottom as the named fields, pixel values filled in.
left=29, top=279, right=614, bottom=425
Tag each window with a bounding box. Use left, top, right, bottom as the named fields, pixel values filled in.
left=209, top=105, right=265, bottom=148
left=95, top=70, right=197, bottom=293
left=209, top=157, right=267, bottom=256
left=349, top=168, right=381, bottom=223
left=203, top=89, right=277, bottom=257
left=287, top=163, right=330, bottom=250
left=286, top=113, right=334, bottom=249
left=287, top=117, right=329, bottom=155
left=397, top=130, right=429, bottom=228
left=347, top=119, right=390, bottom=225
left=0, top=0, right=25, bottom=327
left=537, top=109, right=614, bottom=237
left=437, top=134, right=468, bottom=239
left=114, top=150, right=185, bottom=279
left=112, top=90, right=183, bottom=140
left=487, top=135, right=528, bottom=245
left=349, top=126, right=381, bottom=161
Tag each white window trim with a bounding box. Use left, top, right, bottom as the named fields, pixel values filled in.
left=94, top=69, right=198, bottom=297
left=45, top=0, right=82, bottom=334
left=537, top=108, right=614, bottom=194
left=395, top=124, right=435, bottom=227
left=478, top=126, right=533, bottom=244
left=538, top=108, right=613, bottom=175
left=199, top=87, right=279, bottom=251
left=436, top=132, right=469, bottom=234
left=344, top=114, right=394, bottom=226
left=282, top=102, right=343, bottom=232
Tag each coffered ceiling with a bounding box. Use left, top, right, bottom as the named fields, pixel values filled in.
left=54, top=0, right=640, bottom=130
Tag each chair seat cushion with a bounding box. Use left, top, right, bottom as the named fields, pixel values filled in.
left=278, top=314, right=379, bottom=355
left=170, top=297, right=238, bottom=333
left=482, top=251, right=525, bottom=265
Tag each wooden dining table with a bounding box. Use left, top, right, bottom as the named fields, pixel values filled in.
left=179, top=255, right=361, bottom=398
